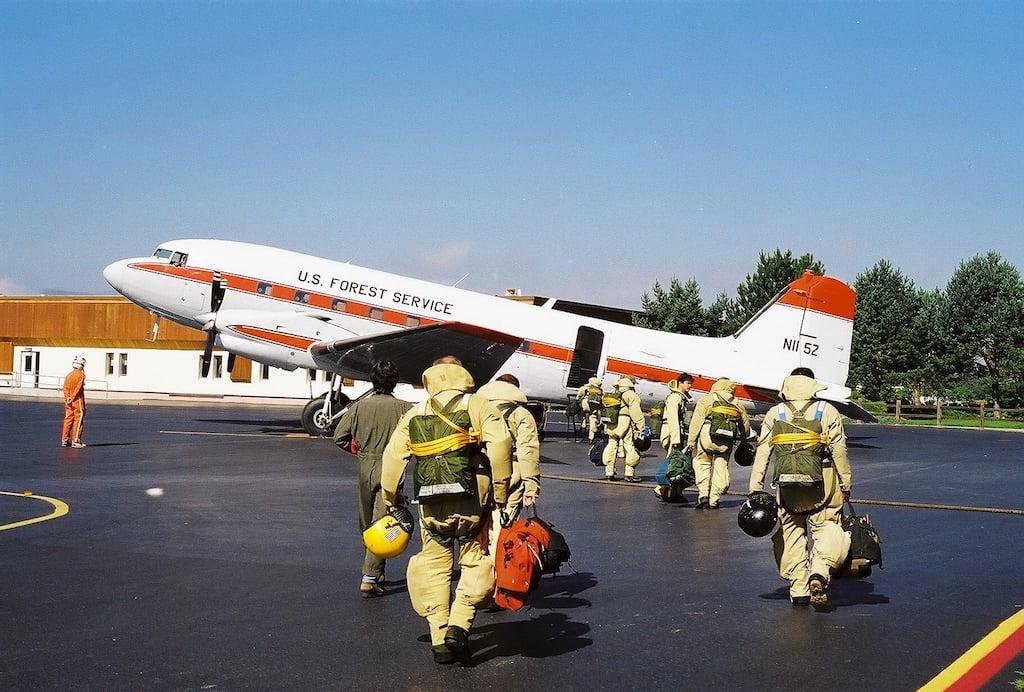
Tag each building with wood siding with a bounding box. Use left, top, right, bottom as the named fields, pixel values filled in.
left=0, top=296, right=346, bottom=402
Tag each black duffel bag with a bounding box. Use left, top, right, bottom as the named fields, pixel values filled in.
left=529, top=511, right=572, bottom=574
left=589, top=435, right=607, bottom=466
left=837, top=500, right=883, bottom=579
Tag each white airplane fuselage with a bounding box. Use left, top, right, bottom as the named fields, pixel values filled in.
left=104, top=239, right=857, bottom=411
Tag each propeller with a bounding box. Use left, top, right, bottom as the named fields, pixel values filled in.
left=200, top=272, right=227, bottom=377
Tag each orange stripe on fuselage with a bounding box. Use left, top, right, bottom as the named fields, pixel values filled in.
left=522, top=340, right=573, bottom=362
left=228, top=326, right=316, bottom=350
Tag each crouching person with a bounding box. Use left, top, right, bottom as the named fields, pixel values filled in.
left=748, top=374, right=852, bottom=609
left=380, top=361, right=513, bottom=665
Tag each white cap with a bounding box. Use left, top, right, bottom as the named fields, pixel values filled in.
left=72, top=356, right=86, bottom=367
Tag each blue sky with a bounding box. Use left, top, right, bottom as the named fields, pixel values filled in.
left=2, top=2, right=1021, bottom=307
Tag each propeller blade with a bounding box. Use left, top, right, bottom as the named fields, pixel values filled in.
left=201, top=332, right=216, bottom=378
left=210, top=271, right=227, bottom=312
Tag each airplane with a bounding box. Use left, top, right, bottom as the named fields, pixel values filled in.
left=102, top=239, right=875, bottom=436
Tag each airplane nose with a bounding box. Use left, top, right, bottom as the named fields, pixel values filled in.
left=103, top=260, right=130, bottom=294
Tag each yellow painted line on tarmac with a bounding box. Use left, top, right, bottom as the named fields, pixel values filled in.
left=919, top=608, right=1024, bottom=691
left=0, top=491, right=69, bottom=532
left=159, top=430, right=309, bottom=439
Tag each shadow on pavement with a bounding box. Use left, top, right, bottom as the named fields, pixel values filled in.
left=759, top=580, right=890, bottom=610
left=470, top=611, right=593, bottom=664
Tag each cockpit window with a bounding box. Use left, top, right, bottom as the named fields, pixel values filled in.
left=153, top=248, right=173, bottom=260
left=170, top=252, right=188, bottom=267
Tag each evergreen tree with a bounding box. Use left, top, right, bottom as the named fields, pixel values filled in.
left=724, top=250, right=825, bottom=333
left=634, top=277, right=713, bottom=335
left=943, top=252, right=1024, bottom=408
left=849, top=260, right=920, bottom=400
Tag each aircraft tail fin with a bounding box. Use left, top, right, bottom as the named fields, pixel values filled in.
left=732, top=271, right=856, bottom=389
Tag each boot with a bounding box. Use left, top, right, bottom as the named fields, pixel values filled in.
left=432, top=644, right=455, bottom=665
left=443, top=625, right=471, bottom=664
left=809, top=574, right=829, bottom=611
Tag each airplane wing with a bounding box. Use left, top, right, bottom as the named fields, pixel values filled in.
left=309, top=322, right=524, bottom=386
left=825, top=399, right=878, bottom=423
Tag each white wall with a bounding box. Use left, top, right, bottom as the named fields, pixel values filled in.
left=10, top=344, right=382, bottom=401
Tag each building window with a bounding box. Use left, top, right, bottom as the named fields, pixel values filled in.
left=260, top=363, right=270, bottom=380
left=306, top=368, right=316, bottom=383
left=257, top=282, right=273, bottom=296
left=118, top=353, right=128, bottom=376
left=369, top=307, right=384, bottom=321
left=405, top=315, right=421, bottom=328
left=106, top=352, right=115, bottom=376
left=295, top=290, right=311, bottom=304
left=331, top=298, right=347, bottom=312
left=213, top=355, right=223, bottom=379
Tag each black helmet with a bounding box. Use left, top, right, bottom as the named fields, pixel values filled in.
left=734, top=441, right=755, bottom=467
left=634, top=427, right=653, bottom=452
left=738, top=492, right=778, bottom=538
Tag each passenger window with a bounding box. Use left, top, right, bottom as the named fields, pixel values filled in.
left=405, top=316, right=421, bottom=328
left=257, top=282, right=273, bottom=296
left=331, top=299, right=347, bottom=312
left=295, top=290, right=311, bottom=304
left=369, top=307, right=384, bottom=320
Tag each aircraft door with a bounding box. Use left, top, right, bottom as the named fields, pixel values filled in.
left=20, top=349, right=40, bottom=388
left=565, top=326, right=604, bottom=388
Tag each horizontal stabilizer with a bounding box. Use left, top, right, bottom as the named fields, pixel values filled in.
left=310, top=322, right=523, bottom=386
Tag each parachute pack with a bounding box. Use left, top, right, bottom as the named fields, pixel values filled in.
left=600, top=391, right=623, bottom=425
left=771, top=401, right=827, bottom=488
left=707, top=394, right=743, bottom=445
left=408, top=394, right=479, bottom=503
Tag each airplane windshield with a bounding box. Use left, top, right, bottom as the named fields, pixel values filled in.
left=153, top=248, right=173, bottom=260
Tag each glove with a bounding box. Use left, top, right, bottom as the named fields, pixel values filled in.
left=841, top=488, right=851, bottom=501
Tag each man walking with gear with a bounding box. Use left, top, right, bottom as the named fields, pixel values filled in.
left=654, top=373, right=694, bottom=501
left=575, top=376, right=604, bottom=442
left=381, top=360, right=512, bottom=665
left=477, top=373, right=541, bottom=554
left=333, top=360, right=413, bottom=598
left=687, top=377, right=750, bottom=508
left=601, top=376, right=645, bottom=482
left=748, top=373, right=852, bottom=609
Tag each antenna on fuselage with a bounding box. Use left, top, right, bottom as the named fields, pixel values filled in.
left=452, top=273, right=470, bottom=288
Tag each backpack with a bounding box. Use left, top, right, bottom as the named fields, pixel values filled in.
left=600, top=391, right=623, bottom=425
left=586, top=384, right=603, bottom=411
left=771, top=401, right=827, bottom=488
left=837, top=501, right=883, bottom=578
left=648, top=402, right=665, bottom=438
left=408, top=394, right=478, bottom=503
left=706, top=394, right=743, bottom=445
left=493, top=510, right=571, bottom=611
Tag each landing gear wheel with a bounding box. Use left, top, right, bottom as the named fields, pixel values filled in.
left=301, top=396, right=331, bottom=437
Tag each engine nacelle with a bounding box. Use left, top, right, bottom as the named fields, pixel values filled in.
left=212, top=308, right=359, bottom=371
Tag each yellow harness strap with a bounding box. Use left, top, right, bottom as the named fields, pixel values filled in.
left=710, top=405, right=741, bottom=418
left=406, top=395, right=480, bottom=457
left=770, top=423, right=827, bottom=450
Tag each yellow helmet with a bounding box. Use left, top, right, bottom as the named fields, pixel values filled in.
left=363, top=506, right=415, bottom=558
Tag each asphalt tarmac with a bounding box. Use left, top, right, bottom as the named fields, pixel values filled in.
left=1, top=399, right=1022, bottom=691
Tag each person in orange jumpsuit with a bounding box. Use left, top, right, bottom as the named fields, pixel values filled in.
left=61, top=356, right=87, bottom=448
